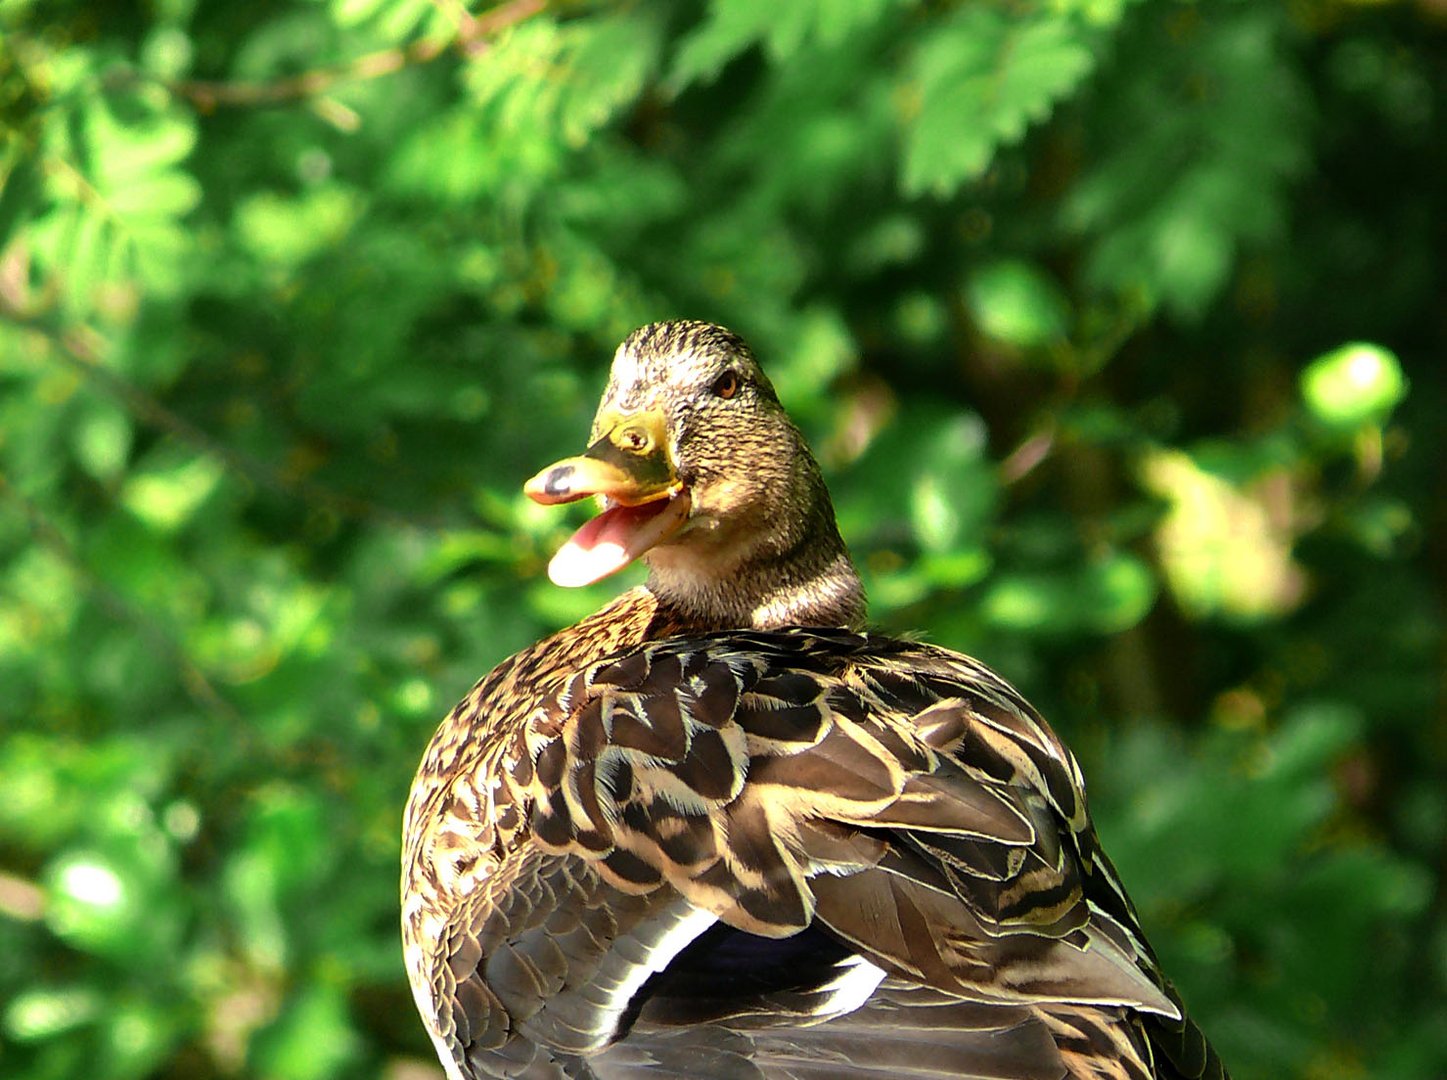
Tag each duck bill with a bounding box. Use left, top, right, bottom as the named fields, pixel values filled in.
left=523, top=409, right=691, bottom=588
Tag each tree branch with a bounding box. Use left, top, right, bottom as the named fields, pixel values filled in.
left=160, top=0, right=547, bottom=111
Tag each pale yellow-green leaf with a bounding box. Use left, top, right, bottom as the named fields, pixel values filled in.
left=1300, top=342, right=1407, bottom=429
left=105, top=171, right=202, bottom=219
left=122, top=455, right=225, bottom=532
left=72, top=403, right=134, bottom=482
left=85, top=101, right=197, bottom=186
left=1141, top=448, right=1306, bottom=621
left=235, top=187, right=364, bottom=268
left=3, top=987, right=104, bottom=1042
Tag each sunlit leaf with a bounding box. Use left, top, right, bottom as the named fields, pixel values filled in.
left=671, top=0, right=891, bottom=87
left=43, top=844, right=179, bottom=963
left=902, top=8, right=1097, bottom=196
left=71, top=402, right=134, bottom=482
left=1140, top=448, right=1306, bottom=622
left=251, top=981, right=361, bottom=1080
left=235, top=187, right=364, bottom=268
left=121, top=454, right=225, bottom=532
left=1300, top=342, right=1407, bottom=428
left=4, top=987, right=103, bottom=1042
left=105, top=171, right=202, bottom=219
left=965, top=259, right=1070, bottom=349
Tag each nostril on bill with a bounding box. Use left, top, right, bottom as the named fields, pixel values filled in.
left=543, top=465, right=575, bottom=498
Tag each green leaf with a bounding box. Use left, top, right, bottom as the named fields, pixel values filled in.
left=27, top=95, right=201, bottom=312
left=1141, top=448, right=1306, bottom=622
left=331, top=0, right=391, bottom=29
left=1300, top=342, right=1407, bottom=428
left=121, top=453, right=224, bottom=533
left=965, top=259, right=1070, bottom=348
left=1065, top=7, right=1308, bottom=317
left=980, top=552, right=1156, bottom=635
left=69, top=205, right=107, bottom=303
left=459, top=14, right=664, bottom=194
left=767, top=307, right=856, bottom=409
left=559, top=11, right=665, bottom=145
left=43, top=837, right=181, bottom=964
left=4, top=987, right=104, bottom=1042
left=671, top=0, right=892, bottom=88
left=105, top=171, right=201, bottom=219
left=103, top=1000, right=181, bottom=1080
left=84, top=99, right=196, bottom=185
left=902, top=8, right=1096, bottom=196
left=71, top=401, right=134, bottom=482
left=1082, top=551, right=1157, bottom=633
left=377, top=0, right=440, bottom=42
left=252, top=982, right=360, bottom=1080
left=908, top=414, right=996, bottom=554
left=235, top=187, right=364, bottom=268
left=0, top=155, right=42, bottom=247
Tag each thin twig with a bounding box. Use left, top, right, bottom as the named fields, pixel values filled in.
left=0, top=871, right=45, bottom=922
left=456, top=0, right=547, bottom=46
left=163, top=0, right=546, bottom=111
left=1000, top=424, right=1056, bottom=486
left=172, top=40, right=436, bottom=110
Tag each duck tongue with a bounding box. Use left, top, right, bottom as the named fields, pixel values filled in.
left=547, top=494, right=691, bottom=588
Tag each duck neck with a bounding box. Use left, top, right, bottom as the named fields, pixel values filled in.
left=644, top=504, right=866, bottom=632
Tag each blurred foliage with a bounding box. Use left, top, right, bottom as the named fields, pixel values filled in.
left=0, top=1, right=1443, bottom=1079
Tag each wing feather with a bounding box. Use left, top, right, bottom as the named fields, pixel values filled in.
left=414, top=626, right=1227, bottom=1078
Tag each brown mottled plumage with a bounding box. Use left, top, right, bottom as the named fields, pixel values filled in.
left=402, top=321, right=1229, bottom=1079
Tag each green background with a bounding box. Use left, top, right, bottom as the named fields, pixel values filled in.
left=0, top=1, right=1443, bottom=1078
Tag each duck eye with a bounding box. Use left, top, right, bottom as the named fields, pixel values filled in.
left=711, top=370, right=741, bottom=400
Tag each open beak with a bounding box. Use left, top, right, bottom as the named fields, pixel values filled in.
left=523, top=408, right=692, bottom=587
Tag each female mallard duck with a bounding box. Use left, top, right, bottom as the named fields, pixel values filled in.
left=402, top=321, right=1228, bottom=1079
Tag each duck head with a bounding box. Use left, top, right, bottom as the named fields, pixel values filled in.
left=525, top=320, right=864, bottom=629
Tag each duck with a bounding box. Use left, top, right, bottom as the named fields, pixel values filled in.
left=401, top=320, right=1228, bottom=1080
